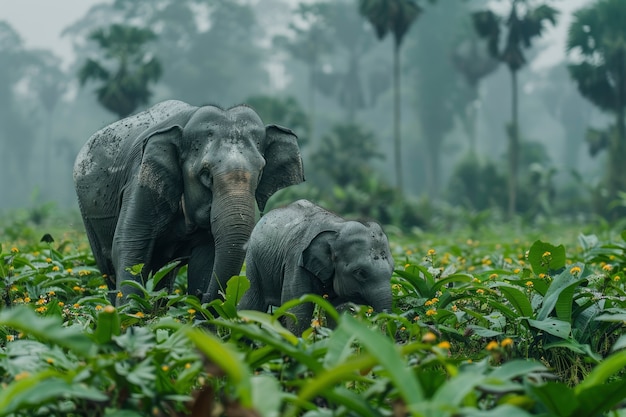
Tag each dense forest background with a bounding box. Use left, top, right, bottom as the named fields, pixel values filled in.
left=0, top=0, right=622, bottom=227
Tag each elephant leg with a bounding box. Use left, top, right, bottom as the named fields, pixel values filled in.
left=238, top=257, right=266, bottom=312
left=112, top=184, right=171, bottom=302
left=187, top=243, right=215, bottom=299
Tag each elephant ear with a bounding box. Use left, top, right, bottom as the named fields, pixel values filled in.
left=135, top=125, right=186, bottom=215
left=299, top=230, right=336, bottom=285
left=256, top=124, right=305, bottom=213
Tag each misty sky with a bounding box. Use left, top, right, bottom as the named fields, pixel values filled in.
left=1, top=0, right=592, bottom=73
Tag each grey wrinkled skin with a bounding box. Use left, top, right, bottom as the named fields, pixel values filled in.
left=239, top=199, right=394, bottom=334
left=73, top=99, right=304, bottom=304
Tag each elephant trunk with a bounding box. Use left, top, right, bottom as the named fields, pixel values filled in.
left=202, top=174, right=256, bottom=304
left=369, top=283, right=393, bottom=313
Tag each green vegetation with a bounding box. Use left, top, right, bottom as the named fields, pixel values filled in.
left=2, top=211, right=626, bottom=416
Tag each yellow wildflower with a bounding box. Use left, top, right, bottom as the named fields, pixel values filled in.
left=46, top=358, right=54, bottom=364
left=6, top=335, right=15, bottom=342
left=95, top=305, right=103, bottom=311
left=187, top=308, right=196, bottom=315
left=35, top=306, right=47, bottom=313
left=135, top=312, right=145, bottom=318
left=405, top=249, right=413, bottom=255
left=427, top=249, right=436, bottom=256
left=98, top=285, right=107, bottom=290
left=185, top=363, right=192, bottom=369
left=436, top=341, right=451, bottom=349
left=486, top=340, right=499, bottom=351
left=23, top=297, right=31, bottom=303
left=513, top=268, right=521, bottom=274
left=36, top=298, right=46, bottom=305
left=73, top=303, right=81, bottom=309
left=570, top=266, right=581, bottom=275
left=525, top=281, right=534, bottom=287
left=116, top=292, right=123, bottom=298
left=14, top=372, right=30, bottom=381
left=47, top=290, right=55, bottom=296
left=451, top=304, right=458, bottom=312
left=45, top=258, right=52, bottom=263
left=603, top=264, right=613, bottom=272
left=489, top=273, right=498, bottom=280
left=504, top=258, right=512, bottom=264
left=422, top=332, right=437, bottom=343
left=66, top=268, right=73, bottom=274
left=404, top=263, right=411, bottom=269
left=614, top=275, right=621, bottom=282
left=413, top=315, right=420, bottom=321
left=476, top=289, right=485, bottom=295
left=542, top=251, right=551, bottom=258
left=426, top=308, right=437, bottom=316
left=538, top=273, right=546, bottom=279
left=51, top=266, right=60, bottom=272
left=58, top=302, right=64, bottom=307
left=501, top=338, right=514, bottom=348
left=161, top=365, right=169, bottom=372
left=10, top=247, right=18, bottom=253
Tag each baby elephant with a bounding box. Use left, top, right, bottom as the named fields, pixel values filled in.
left=239, top=199, right=394, bottom=334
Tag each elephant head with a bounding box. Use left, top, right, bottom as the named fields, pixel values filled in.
left=300, top=220, right=394, bottom=313
left=74, top=100, right=304, bottom=304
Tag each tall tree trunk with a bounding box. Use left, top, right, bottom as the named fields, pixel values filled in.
left=393, top=41, right=404, bottom=193
left=508, top=69, right=519, bottom=218
left=309, top=63, right=317, bottom=144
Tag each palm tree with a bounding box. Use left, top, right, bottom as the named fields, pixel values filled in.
left=472, top=0, right=558, bottom=217
left=78, top=24, right=162, bottom=119
left=359, top=0, right=425, bottom=194
left=566, top=0, right=626, bottom=216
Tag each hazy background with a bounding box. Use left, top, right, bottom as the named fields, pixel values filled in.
left=0, top=0, right=618, bottom=228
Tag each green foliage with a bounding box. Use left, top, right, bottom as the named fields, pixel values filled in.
left=78, top=23, right=162, bottom=118
left=2, top=218, right=626, bottom=415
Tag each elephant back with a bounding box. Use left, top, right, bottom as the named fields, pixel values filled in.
left=254, top=200, right=342, bottom=257
left=73, top=100, right=196, bottom=218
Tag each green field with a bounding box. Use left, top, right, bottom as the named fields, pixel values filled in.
left=1, top=210, right=626, bottom=416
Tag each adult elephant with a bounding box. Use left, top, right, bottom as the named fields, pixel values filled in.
left=239, top=199, right=394, bottom=334
left=73, top=99, right=304, bottom=304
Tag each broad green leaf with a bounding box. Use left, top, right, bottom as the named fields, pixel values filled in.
left=576, top=350, right=626, bottom=392
left=529, top=381, right=578, bottom=417
left=323, top=316, right=356, bottom=369
left=458, top=404, right=533, bottom=417
left=251, top=375, right=285, bottom=417
left=219, top=275, right=250, bottom=318
left=545, top=339, right=601, bottom=363
left=0, top=306, right=93, bottom=356
left=491, top=283, right=533, bottom=317
left=238, top=310, right=298, bottom=345
left=576, top=378, right=626, bottom=416
left=293, top=315, right=422, bottom=414
left=0, top=372, right=108, bottom=416
left=148, top=260, right=180, bottom=290
left=340, top=315, right=423, bottom=404
left=187, top=327, right=253, bottom=408
left=94, top=306, right=121, bottom=345
left=528, top=240, right=566, bottom=275
left=536, top=266, right=586, bottom=321
left=488, top=360, right=547, bottom=381
left=611, top=334, right=626, bottom=352
left=527, top=318, right=571, bottom=339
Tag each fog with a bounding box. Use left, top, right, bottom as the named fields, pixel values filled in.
left=1, top=0, right=619, bottom=226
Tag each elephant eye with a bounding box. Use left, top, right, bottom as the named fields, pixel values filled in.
left=200, top=169, right=213, bottom=188
left=353, top=268, right=367, bottom=281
